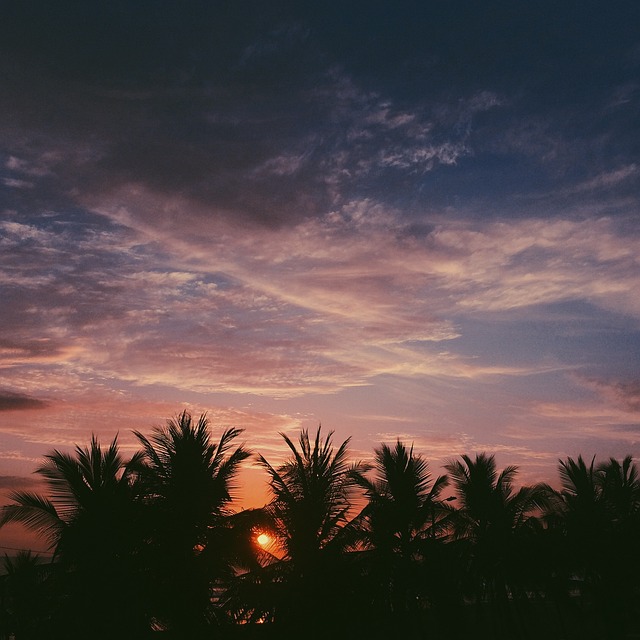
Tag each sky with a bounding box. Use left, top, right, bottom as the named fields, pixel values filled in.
left=1, top=1, right=639, bottom=551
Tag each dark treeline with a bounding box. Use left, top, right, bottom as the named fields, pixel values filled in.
left=1, top=411, right=639, bottom=640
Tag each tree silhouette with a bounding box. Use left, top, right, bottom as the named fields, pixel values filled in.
left=556, top=455, right=606, bottom=610
left=353, top=440, right=451, bottom=631
left=596, top=456, right=640, bottom=637
left=596, top=455, right=640, bottom=528
left=0, top=551, right=53, bottom=640
left=1, top=415, right=639, bottom=639
left=256, top=427, right=367, bottom=632
left=555, top=455, right=640, bottom=638
left=445, top=453, right=551, bottom=639
left=0, top=436, right=147, bottom=639
left=133, top=410, right=251, bottom=636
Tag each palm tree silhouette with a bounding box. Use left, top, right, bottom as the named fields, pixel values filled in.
left=256, top=427, right=367, bottom=632
left=0, top=551, right=52, bottom=640
left=0, top=436, right=147, bottom=639
left=596, top=455, right=640, bottom=526
left=596, top=455, right=640, bottom=637
left=353, top=440, right=451, bottom=631
left=4, top=418, right=638, bottom=638
left=556, top=455, right=640, bottom=638
left=556, top=455, right=605, bottom=605
left=133, top=410, right=251, bottom=636
left=445, top=453, right=550, bottom=639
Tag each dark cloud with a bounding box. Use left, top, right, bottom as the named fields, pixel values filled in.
left=1, top=2, right=638, bottom=230
left=0, top=391, right=48, bottom=412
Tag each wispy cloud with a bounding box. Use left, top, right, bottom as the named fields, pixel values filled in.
left=2, top=177, right=33, bottom=189
left=0, top=475, right=41, bottom=489
left=580, top=377, right=640, bottom=413
left=559, top=164, right=639, bottom=196
left=3, top=196, right=638, bottom=403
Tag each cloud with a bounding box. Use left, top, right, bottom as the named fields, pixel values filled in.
left=429, top=217, right=640, bottom=316
left=2, top=0, right=640, bottom=536
left=556, top=165, right=639, bottom=197
left=2, top=177, right=33, bottom=189
left=0, top=391, right=48, bottom=412
left=2, top=39, right=510, bottom=232
left=581, top=378, right=640, bottom=413
left=575, top=165, right=638, bottom=192
left=0, top=475, right=40, bottom=489
left=3, top=193, right=638, bottom=403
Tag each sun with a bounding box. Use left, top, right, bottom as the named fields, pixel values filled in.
left=256, top=533, right=272, bottom=547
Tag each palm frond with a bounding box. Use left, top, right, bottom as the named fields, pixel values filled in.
left=0, top=492, right=63, bottom=546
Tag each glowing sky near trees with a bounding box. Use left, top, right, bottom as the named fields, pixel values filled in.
left=1, top=1, right=639, bottom=551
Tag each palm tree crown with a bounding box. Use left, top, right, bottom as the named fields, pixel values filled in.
left=357, top=440, right=449, bottom=551
left=445, top=452, right=548, bottom=541
left=133, top=410, right=250, bottom=548
left=0, top=435, right=141, bottom=562
left=132, top=411, right=252, bottom=634
left=258, top=427, right=365, bottom=565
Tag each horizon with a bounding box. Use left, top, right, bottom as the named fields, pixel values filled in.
left=0, top=418, right=631, bottom=554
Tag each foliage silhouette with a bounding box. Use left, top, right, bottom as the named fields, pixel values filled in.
left=1, top=417, right=639, bottom=640
left=256, top=427, right=367, bottom=632
left=132, top=410, right=252, bottom=636
left=353, top=440, right=451, bottom=632
left=554, top=454, right=640, bottom=639
left=445, top=453, right=552, bottom=639
left=0, top=436, right=147, bottom=639
left=0, top=551, right=53, bottom=640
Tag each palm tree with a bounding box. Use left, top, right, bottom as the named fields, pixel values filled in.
left=445, top=453, right=551, bottom=639
left=558, top=455, right=603, bottom=530
left=358, top=440, right=450, bottom=548
left=596, top=455, right=640, bottom=527
left=132, top=410, right=252, bottom=635
left=556, top=455, right=640, bottom=638
left=0, top=436, right=147, bottom=639
left=555, top=455, right=606, bottom=605
left=256, top=427, right=367, bottom=631
left=1, top=551, right=43, bottom=640
left=353, top=440, right=451, bottom=630
left=596, top=456, right=640, bottom=635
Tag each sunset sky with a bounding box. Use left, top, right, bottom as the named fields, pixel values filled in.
left=1, top=2, right=639, bottom=551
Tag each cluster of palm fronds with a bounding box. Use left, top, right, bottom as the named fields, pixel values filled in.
left=1, top=411, right=639, bottom=639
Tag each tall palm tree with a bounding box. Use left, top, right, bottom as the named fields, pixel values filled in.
left=555, top=455, right=606, bottom=606
left=558, top=455, right=603, bottom=532
left=445, top=453, right=551, bottom=639
left=0, top=436, right=142, bottom=557
left=256, top=427, right=367, bottom=631
left=0, top=436, right=147, bottom=639
left=132, top=410, right=252, bottom=635
left=596, top=455, right=640, bottom=635
left=354, top=440, right=451, bottom=634
left=556, top=455, right=640, bottom=638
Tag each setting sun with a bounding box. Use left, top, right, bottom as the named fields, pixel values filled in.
left=256, top=533, right=272, bottom=547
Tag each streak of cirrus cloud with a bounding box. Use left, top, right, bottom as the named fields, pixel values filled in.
left=1, top=2, right=640, bottom=553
